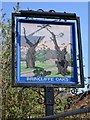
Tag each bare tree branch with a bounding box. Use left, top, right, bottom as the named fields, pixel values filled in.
left=34, top=36, right=41, bottom=47
left=23, top=27, right=34, bottom=47
left=46, top=27, right=60, bottom=52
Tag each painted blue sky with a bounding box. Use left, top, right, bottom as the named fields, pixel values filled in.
left=2, top=2, right=88, bottom=91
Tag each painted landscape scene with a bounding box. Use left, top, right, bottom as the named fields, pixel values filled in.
left=20, top=22, right=74, bottom=78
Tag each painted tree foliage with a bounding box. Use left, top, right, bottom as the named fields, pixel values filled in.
left=35, top=48, right=48, bottom=63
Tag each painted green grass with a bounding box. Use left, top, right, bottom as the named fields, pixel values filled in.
left=21, top=62, right=56, bottom=72
left=35, top=62, right=56, bottom=69
left=46, top=71, right=63, bottom=77
left=21, top=63, right=35, bottom=72
left=21, top=62, right=72, bottom=78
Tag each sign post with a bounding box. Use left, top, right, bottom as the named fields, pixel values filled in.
left=45, top=87, right=54, bottom=116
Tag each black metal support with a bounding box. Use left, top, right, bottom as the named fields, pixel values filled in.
left=45, top=87, right=54, bottom=116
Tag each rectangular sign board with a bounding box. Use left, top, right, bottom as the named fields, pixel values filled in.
left=12, top=11, right=84, bottom=87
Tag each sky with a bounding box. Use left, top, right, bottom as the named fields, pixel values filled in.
left=1, top=2, right=88, bottom=91
left=0, top=0, right=89, bottom=2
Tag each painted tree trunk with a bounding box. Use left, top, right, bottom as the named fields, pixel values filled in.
left=55, top=47, right=69, bottom=76
left=26, top=47, right=36, bottom=68
left=23, top=27, right=42, bottom=68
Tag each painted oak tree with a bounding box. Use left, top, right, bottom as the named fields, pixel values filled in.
left=46, top=27, right=69, bottom=76
left=23, top=27, right=45, bottom=68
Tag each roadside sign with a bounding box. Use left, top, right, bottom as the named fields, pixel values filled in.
left=12, top=11, right=84, bottom=87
